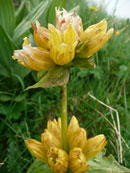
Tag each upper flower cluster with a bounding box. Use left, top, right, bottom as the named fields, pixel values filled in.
left=26, top=116, right=107, bottom=173
left=13, top=8, right=113, bottom=71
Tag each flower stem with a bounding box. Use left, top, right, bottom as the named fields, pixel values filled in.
left=61, top=84, right=68, bottom=152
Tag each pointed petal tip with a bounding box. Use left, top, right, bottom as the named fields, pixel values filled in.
left=23, top=37, right=30, bottom=46
left=71, top=116, right=79, bottom=123
left=12, top=55, right=16, bottom=60
left=108, top=28, right=114, bottom=35
left=31, top=22, right=36, bottom=31
left=25, top=139, right=35, bottom=145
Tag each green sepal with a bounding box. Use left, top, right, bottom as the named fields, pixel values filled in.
left=27, top=159, right=53, bottom=173
left=26, top=66, right=69, bottom=90
left=88, top=150, right=130, bottom=172
left=72, top=57, right=95, bottom=69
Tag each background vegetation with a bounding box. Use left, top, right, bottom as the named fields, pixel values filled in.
left=0, top=0, right=130, bottom=172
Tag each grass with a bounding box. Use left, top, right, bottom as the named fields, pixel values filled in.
left=0, top=0, right=130, bottom=172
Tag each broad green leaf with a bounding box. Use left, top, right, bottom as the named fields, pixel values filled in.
left=0, top=0, right=15, bottom=36
left=0, top=24, right=30, bottom=78
left=66, top=0, right=80, bottom=10
left=13, top=0, right=49, bottom=42
left=15, top=0, right=26, bottom=26
left=88, top=154, right=130, bottom=173
left=0, top=24, right=15, bottom=77
left=27, top=159, right=53, bottom=173
left=46, top=0, right=66, bottom=25
left=28, top=0, right=45, bottom=9
left=26, top=67, right=69, bottom=89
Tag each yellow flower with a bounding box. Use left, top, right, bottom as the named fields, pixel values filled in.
left=13, top=8, right=113, bottom=70
left=48, top=23, right=78, bottom=65
left=31, top=20, right=49, bottom=50
left=13, top=37, right=55, bottom=71
left=78, top=19, right=114, bottom=58
left=115, top=31, right=120, bottom=35
left=25, top=116, right=107, bottom=173
left=47, top=147, right=68, bottom=173
left=89, top=6, right=98, bottom=12
left=69, top=148, right=89, bottom=173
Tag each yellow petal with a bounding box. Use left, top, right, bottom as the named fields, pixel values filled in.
left=47, top=118, right=61, bottom=142
left=84, top=134, right=107, bottom=161
left=48, top=24, right=77, bottom=65
left=25, top=139, right=47, bottom=162
left=78, top=27, right=114, bottom=58
left=69, top=147, right=89, bottom=173
left=52, top=43, right=75, bottom=65
left=48, top=24, right=62, bottom=48
left=89, top=6, right=98, bottom=12
left=84, top=28, right=114, bottom=57
left=68, top=116, right=87, bottom=151
left=41, top=129, right=62, bottom=154
left=23, top=37, right=30, bottom=46
left=47, top=147, right=68, bottom=173
left=13, top=44, right=55, bottom=71
left=63, top=24, right=77, bottom=47
left=80, top=19, right=107, bottom=42
left=32, top=20, right=49, bottom=49
left=68, top=116, right=79, bottom=141
left=78, top=20, right=108, bottom=58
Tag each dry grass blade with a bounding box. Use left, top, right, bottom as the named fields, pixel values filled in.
left=87, top=92, right=123, bottom=164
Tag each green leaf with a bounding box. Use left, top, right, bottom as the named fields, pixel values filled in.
left=0, top=101, right=25, bottom=119
left=15, top=0, right=26, bottom=26
left=0, top=0, right=15, bottom=36
left=46, top=0, right=66, bottom=25
left=88, top=153, right=130, bottom=173
left=0, top=94, right=12, bottom=102
left=73, top=58, right=95, bottom=69
left=27, top=159, right=53, bottom=173
left=26, top=67, right=69, bottom=89
left=0, top=24, right=30, bottom=78
left=0, top=24, right=15, bottom=77
left=13, top=0, right=49, bottom=42
left=28, top=0, right=45, bottom=9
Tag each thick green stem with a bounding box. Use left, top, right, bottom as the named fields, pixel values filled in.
left=61, top=84, right=68, bottom=152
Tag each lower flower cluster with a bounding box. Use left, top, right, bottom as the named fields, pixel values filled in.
left=25, top=116, right=107, bottom=173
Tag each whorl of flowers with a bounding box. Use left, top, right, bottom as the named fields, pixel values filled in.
left=13, top=8, right=113, bottom=70
left=26, top=116, right=107, bottom=173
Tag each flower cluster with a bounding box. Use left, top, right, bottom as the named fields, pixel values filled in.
left=26, top=116, right=107, bottom=173
left=13, top=8, right=113, bottom=71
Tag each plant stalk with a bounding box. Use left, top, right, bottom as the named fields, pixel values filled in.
left=61, top=84, right=68, bottom=152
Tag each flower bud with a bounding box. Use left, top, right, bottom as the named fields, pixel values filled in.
left=32, top=20, right=49, bottom=49
left=69, top=147, right=89, bottom=173
left=68, top=116, right=87, bottom=151
left=47, top=147, right=68, bottom=173
left=41, top=129, right=62, bottom=154
left=25, top=139, right=47, bottom=162
left=84, top=134, right=108, bottom=161
left=47, top=118, right=61, bottom=142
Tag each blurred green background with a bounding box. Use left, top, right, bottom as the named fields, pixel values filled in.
left=0, top=0, right=130, bottom=172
